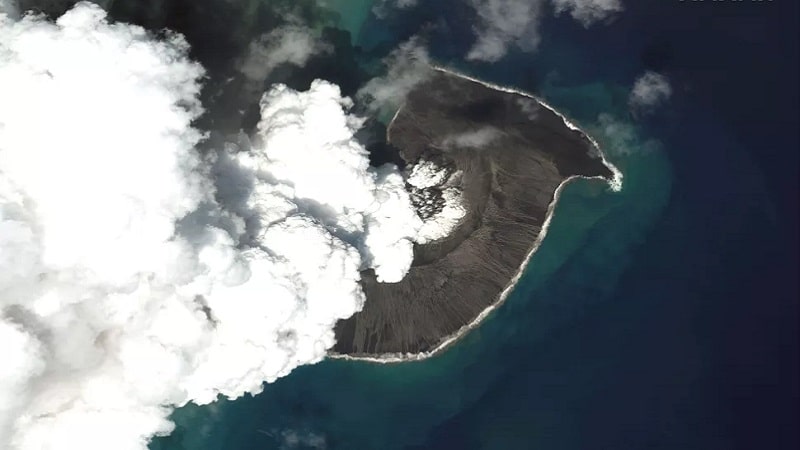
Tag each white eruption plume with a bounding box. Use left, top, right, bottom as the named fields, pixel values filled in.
left=0, top=3, right=420, bottom=449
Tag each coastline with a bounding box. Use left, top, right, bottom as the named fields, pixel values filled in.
left=329, top=68, right=623, bottom=364
left=429, top=66, right=623, bottom=193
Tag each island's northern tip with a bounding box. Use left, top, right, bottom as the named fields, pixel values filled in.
left=332, top=68, right=620, bottom=362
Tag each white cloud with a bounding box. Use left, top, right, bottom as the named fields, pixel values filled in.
left=629, top=71, right=672, bottom=114
left=279, top=429, right=327, bottom=450
left=407, top=159, right=450, bottom=189
left=517, top=97, right=544, bottom=120
left=357, top=37, right=433, bottom=115
left=236, top=80, right=421, bottom=283
left=467, top=0, right=545, bottom=62
left=0, top=320, right=46, bottom=443
left=593, top=113, right=662, bottom=155
left=466, top=0, right=624, bottom=62
left=0, top=3, right=420, bottom=449
left=551, top=0, right=623, bottom=26
left=440, top=127, right=502, bottom=148
left=257, top=427, right=327, bottom=450
left=407, top=160, right=466, bottom=243
left=373, top=0, right=419, bottom=18
left=237, top=24, right=331, bottom=90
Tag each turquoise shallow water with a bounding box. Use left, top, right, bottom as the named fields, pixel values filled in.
left=151, top=72, right=674, bottom=450
left=152, top=144, right=670, bottom=450
left=151, top=0, right=798, bottom=449
left=323, top=0, right=374, bottom=40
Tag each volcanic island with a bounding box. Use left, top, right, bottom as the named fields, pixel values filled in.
left=332, top=68, right=621, bottom=361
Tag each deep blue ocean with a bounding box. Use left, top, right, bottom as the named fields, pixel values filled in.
left=151, top=1, right=799, bottom=449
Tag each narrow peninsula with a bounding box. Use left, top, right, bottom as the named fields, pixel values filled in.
left=333, top=68, right=621, bottom=361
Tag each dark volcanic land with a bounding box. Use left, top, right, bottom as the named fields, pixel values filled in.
left=333, top=69, right=615, bottom=358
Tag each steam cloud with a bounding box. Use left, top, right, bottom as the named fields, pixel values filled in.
left=629, top=70, right=672, bottom=115
left=0, top=3, right=420, bottom=449
left=440, top=127, right=502, bottom=148
left=466, top=0, right=623, bottom=62
left=594, top=113, right=662, bottom=156
left=237, top=24, right=332, bottom=93
left=551, top=0, right=623, bottom=26
left=357, top=37, right=433, bottom=116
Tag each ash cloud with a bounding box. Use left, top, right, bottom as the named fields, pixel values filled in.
left=0, top=3, right=420, bottom=449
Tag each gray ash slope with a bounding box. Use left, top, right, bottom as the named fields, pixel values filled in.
left=334, top=69, right=613, bottom=357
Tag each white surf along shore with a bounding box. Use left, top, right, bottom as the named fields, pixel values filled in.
left=329, top=66, right=623, bottom=364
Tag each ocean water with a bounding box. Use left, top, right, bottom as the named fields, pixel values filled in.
left=151, top=1, right=798, bottom=449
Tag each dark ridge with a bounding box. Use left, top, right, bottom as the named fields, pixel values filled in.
left=333, top=70, right=613, bottom=356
